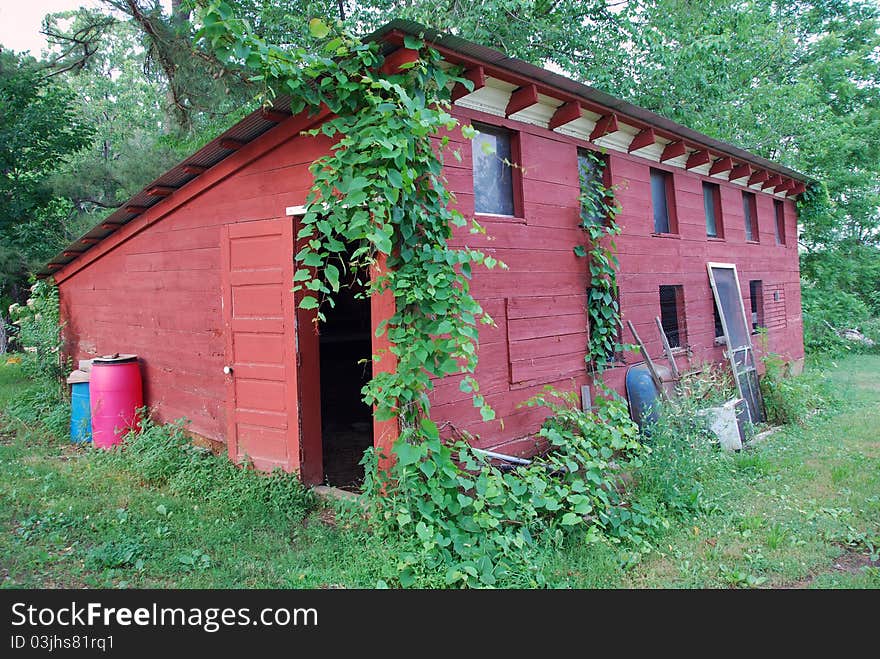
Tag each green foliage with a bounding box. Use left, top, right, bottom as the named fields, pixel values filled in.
left=8, top=279, right=66, bottom=382
left=199, top=7, right=501, bottom=426
left=675, top=361, right=737, bottom=407
left=42, top=12, right=184, bottom=233
left=759, top=353, right=837, bottom=426
left=4, top=380, right=70, bottom=439
left=0, top=50, right=93, bottom=288
left=86, top=539, right=146, bottom=570
left=574, top=151, right=628, bottom=371
left=198, top=6, right=672, bottom=587
left=362, top=388, right=662, bottom=587
left=1, top=356, right=878, bottom=589
left=800, top=278, right=874, bottom=355
left=633, top=394, right=732, bottom=520
left=98, top=412, right=316, bottom=528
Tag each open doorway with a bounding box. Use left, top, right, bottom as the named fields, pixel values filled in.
left=318, top=273, right=373, bottom=489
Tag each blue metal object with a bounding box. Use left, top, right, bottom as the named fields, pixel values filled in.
left=70, top=382, right=92, bottom=443
left=625, top=363, right=664, bottom=434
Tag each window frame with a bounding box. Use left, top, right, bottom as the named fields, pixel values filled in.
left=659, top=284, right=687, bottom=349
left=742, top=191, right=759, bottom=243
left=749, top=280, right=765, bottom=333
left=773, top=199, right=786, bottom=245
left=577, top=148, right=611, bottom=227
left=712, top=294, right=724, bottom=339
left=702, top=181, right=724, bottom=239
left=471, top=121, right=522, bottom=219
left=650, top=167, right=678, bottom=235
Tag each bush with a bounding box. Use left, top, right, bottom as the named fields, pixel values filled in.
left=634, top=395, right=732, bottom=520
left=759, top=353, right=836, bottom=426
left=800, top=278, right=876, bottom=355
left=8, top=279, right=67, bottom=382
left=4, top=279, right=70, bottom=435
left=362, top=387, right=665, bottom=588
left=98, top=412, right=316, bottom=528
left=5, top=379, right=70, bottom=438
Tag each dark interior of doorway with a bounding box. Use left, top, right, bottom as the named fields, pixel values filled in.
left=319, top=274, right=373, bottom=489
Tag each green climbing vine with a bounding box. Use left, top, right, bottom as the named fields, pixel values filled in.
left=198, top=5, right=660, bottom=587
left=198, top=4, right=497, bottom=428
left=574, top=151, right=626, bottom=372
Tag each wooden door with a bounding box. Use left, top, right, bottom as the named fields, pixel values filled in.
left=221, top=218, right=301, bottom=473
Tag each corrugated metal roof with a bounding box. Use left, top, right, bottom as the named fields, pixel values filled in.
left=42, top=21, right=810, bottom=277
left=39, top=97, right=295, bottom=276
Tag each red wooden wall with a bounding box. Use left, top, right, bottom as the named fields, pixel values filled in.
left=428, top=104, right=804, bottom=454
left=56, top=112, right=333, bottom=461
left=56, top=97, right=805, bottom=474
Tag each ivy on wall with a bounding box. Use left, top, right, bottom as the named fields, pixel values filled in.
left=574, top=151, right=626, bottom=372
left=198, top=6, right=499, bottom=430
left=197, top=5, right=658, bottom=587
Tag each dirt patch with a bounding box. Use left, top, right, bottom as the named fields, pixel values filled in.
left=777, top=548, right=879, bottom=589
left=829, top=548, right=880, bottom=573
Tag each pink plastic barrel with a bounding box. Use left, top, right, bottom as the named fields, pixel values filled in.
left=89, top=354, right=143, bottom=449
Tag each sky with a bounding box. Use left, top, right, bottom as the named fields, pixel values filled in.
left=0, top=0, right=171, bottom=56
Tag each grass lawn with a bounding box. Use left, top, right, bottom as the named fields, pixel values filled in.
left=1, top=355, right=878, bottom=589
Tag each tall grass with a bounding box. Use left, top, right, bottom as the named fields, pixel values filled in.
left=97, top=413, right=316, bottom=529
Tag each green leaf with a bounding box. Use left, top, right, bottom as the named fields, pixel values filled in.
left=308, top=18, right=330, bottom=39
left=387, top=169, right=403, bottom=188
left=561, top=513, right=581, bottom=526
left=420, top=460, right=437, bottom=478
left=299, top=296, right=319, bottom=310
left=419, top=417, right=440, bottom=439
left=394, top=440, right=422, bottom=466
left=415, top=521, right=432, bottom=541
left=398, top=568, right=416, bottom=588
left=325, top=264, right=340, bottom=292
left=403, top=35, right=423, bottom=50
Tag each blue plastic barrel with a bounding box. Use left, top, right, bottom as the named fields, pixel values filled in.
left=70, top=382, right=92, bottom=443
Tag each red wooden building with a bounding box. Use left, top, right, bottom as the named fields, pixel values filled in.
left=45, top=21, right=807, bottom=487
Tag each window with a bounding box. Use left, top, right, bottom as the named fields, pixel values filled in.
left=659, top=285, right=686, bottom=348
left=650, top=168, right=676, bottom=234
left=742, top=191, right=758, bottom=242
left=774, top=200, right=786, bottom=245
left=703, top=182, right=723, bottom=238
left=749, top=280, right=764, bottom=332
left=577, top=149, right=609, bottom=226
left=472, top=123, right=515, bottom=216
left=713, top=296, right=724, bottom=338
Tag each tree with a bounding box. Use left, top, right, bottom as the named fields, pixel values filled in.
left=0, top=49, right=93, bottom=298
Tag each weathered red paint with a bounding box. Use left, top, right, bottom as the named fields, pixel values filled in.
left=370, top=253, right=400, bottom=469
left=221, top=217, right=300, bottom=473
left=660, top=140, right=686, bottom=162
left=590, top=113, right=618, bottom=141
left=506, top=84, right=539, bottom=116
left=685, top=150, right=711, bottom=169
left=548, top=101, right=582, bottom=130
left=55, top=47, right=805, bottom=478
left=452, top=66, right=486, bottom=102
left=628, top=127, right=656, bottom=153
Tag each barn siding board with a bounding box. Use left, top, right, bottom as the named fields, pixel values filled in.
left=59, top=124, right=321, bottom=446
left=57, top=39, right=805, bottom=476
